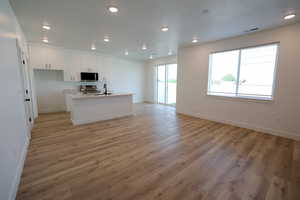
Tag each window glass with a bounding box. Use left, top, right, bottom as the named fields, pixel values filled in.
left=207, top=44, right=278, bottom=100
left=209, top=50, right=239, bottom=96
left=238, top=45, right=277, bottom=97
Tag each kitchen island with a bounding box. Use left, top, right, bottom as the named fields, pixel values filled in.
left=70, top=93, right=134, bottom=125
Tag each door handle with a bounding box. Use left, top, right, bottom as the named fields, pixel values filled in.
left=25, top=98, right=31, bottom=102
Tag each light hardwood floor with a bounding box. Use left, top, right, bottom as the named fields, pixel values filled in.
left=17, top=104, right=300, bottom=200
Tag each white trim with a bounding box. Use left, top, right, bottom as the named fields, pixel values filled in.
left=165, top=64, right=168, bottom=104
left=207, top=54, right=212, bottom=92
left=206, top=92, right=273, bottom=102
left=177, top=111, right=300, bottom=141
left=271, top=43, right=280, bottom=101
left=235, top=50, right=242, bottom=94
left=9, top=138, right=29, bottom=200
left=210, top=42, right=280, bottom=54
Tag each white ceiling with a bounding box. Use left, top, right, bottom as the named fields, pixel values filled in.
left=10, top=0, right=300, bottom=60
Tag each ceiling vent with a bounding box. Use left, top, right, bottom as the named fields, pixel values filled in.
left=244, top=27, right=259, bottom=33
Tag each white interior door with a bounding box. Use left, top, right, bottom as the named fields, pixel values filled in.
left=17, top=42, right=33, bottom=133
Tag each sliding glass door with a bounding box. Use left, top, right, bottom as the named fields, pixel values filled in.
left=157, top=65, right=166, bottom=104
left=166, top=64, right=177, bottom=105
left=157, top=64, right=177, bottom=105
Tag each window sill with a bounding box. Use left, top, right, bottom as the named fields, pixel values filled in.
left=206, top=93, right=274, bottom=103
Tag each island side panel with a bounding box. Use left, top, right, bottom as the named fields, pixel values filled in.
left=71, top=95, right=133, bottom=125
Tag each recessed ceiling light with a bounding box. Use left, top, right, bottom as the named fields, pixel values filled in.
left=202, top=9, right=209, bottom=14
left=284, top=13, right=296, bottom=20
left=125, top=50, right=129, bottom=55
left=91, top=44, right=96, bottom=50
left=142, top=44, right=147, bottom=50
left=168, top=51, right=172, bottom=55
left=161, top=26, right=169, bottom=32
left=42, top=25, right=51, bottom=30
left=149, top=55, right=153, bottom=59
left=42, top=37, right=49, bottom=43
left=107, top=6, right=119, bottom=13
left=192, top=38, right=198, bottom=43
left=104, top=36, right=110, bottom=42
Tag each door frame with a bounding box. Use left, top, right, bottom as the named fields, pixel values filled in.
left=16, top=40, right=34, bottom=136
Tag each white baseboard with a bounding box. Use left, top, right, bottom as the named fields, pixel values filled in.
left=177, top=111, right=300, bottom=141
left=9, top=138, right=29, bottom=200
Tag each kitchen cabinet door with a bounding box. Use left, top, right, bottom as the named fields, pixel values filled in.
left=95, top=55, right=102, bottom=74
left=29, top=45, right=48, bottom=69
left=81, top=53, right=98, bottom=72
left=46, top=47, right=65, bottom=70
left=64, top=51, right=82, bottom=82
left=100, top=55, right=113, bottom=81
left=64, top=70, right=78, bottom=81
left=30, top=45, right=65, bottom=70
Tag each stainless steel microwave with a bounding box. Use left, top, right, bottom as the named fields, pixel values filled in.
left=80, top=72, right=98, bottom=81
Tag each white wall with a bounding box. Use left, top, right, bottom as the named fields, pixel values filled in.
left=177, top=23, right=300, bottom=140
left=104, top=55, right=145, bottom=103
left=144, top=56, right=177, bottom=102
left=30, top=44, right=146, bottom=113
left=0, top=1, right=29, bottom=200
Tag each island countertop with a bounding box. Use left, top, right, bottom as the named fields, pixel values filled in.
left=71, top=93, right=133, bottom=100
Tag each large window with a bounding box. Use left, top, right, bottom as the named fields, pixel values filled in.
left=207, top=43, right=278, bottom=100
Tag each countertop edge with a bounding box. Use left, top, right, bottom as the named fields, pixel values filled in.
left=71, top=93, right=134, bottom=100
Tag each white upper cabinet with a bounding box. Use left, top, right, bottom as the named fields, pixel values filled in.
left=46, top=47, right=65, bottom=70
left=81, top=53, right=99, bottom=73
left=29, top=45, right=65, bottom=70
left=29, top=44, right=103, bottom=82
left=29, top=45, right=47, bottom=69
left=100, top=55, right=113, bottom=80
left=63, top=51, right=82, bottom=81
